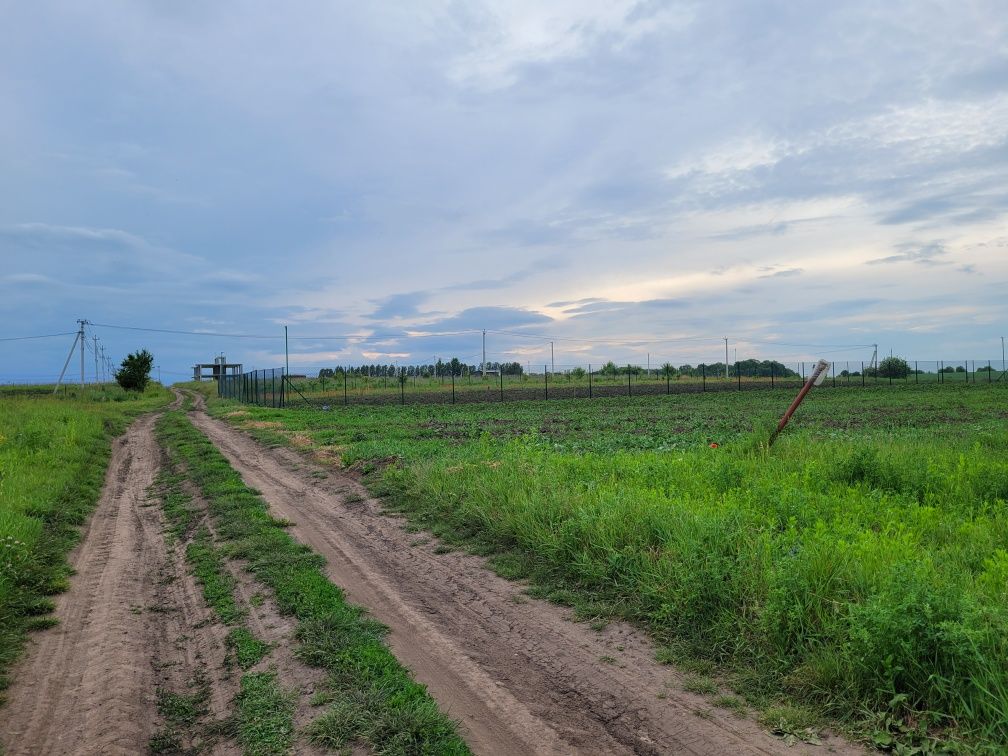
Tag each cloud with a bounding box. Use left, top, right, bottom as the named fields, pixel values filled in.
left=758, top=267, right=803, bottom=279
left=367, top=292, right=430, bottom=320
left=867, top=242, right=948, bottom=266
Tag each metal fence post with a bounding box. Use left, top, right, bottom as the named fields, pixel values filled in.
left=500, top=370, right=504, bottom=401
left=737, top=362, right=741, bottom=391
left=451, top=371, right=455, bottom=404
left=702, top=363, right=706, bottom=392
left=588, top=364, right=592, bottom=398
left=989, top=360, right=993, bottom=383
left=544, top=366, right=548, bottom=400
left=861, top=362, right=865, bottom=386
left=343, top=369, right=348, bottom=406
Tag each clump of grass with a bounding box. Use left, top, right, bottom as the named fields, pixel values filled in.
left=682, top=675, right=718, bottom=696
left=236, top=672, right=295, bottom=754
left=227, top=627, right=270, bottom=670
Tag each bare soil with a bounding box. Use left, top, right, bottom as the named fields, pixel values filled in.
left=0, top=411, right=238, bottom=756
left=190, top=401, right=862, bottom=756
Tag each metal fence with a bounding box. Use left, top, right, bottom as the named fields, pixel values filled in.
left=219, top=358, right=1007, bottom=410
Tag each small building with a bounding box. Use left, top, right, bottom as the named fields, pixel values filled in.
left=193, top=354, right=243, bottom=381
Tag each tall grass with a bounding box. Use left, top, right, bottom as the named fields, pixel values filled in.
left=0, top=386, right=169, bottom=698
left=375, top=425, right=1008, bottom=746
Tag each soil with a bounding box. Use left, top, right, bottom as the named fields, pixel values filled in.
left=190, top=398, right=863, bottom=756
left=0, top=410, right=238, bottom=756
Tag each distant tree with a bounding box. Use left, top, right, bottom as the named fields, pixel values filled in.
left=955, top=365, right=966, bottom=373
left=318, top=368, right=335, bottom=379
left=878, top=356, right=910, bottom=379
left=600, top=361, right=618, bottom=377
left=977, top=364, right=993, bottom=372
left=570, top=367, right=586, bottom=379
left=940, top=366, right=956, bottom=373
left=661, top=363, right=675, bottom=378
left=116, top=349, right=154, bottom=392
left=449, top=357, right=462, bottom=376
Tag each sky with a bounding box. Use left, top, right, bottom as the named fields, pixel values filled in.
left=2, top=1, right=1007, bottom=383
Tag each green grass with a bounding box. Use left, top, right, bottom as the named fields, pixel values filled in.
left=156, top=410, right=471, bottom=754
left=185, top=528, right=243, bottom=625
left=0, top=384, right=170, bottom=704
left=208, top=383, right=1008, bottom=751
left=228, top=627, right=270, bottom=670
left=236, top=672, right=295, bottom=755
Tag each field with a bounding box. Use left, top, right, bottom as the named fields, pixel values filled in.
left=0, top=383, right=171, bottom=695
left=208, top=382, right=1008, bottom=750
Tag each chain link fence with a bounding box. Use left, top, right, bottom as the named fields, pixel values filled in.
left=218, top=358, right=1007, bottom=409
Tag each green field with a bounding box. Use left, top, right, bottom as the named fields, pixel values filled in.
left=0, top=383, right=170, bottom=698
left=206, top=382, right=1008, bottom=750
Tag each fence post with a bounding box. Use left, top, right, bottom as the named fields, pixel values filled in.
left=666, top=370, right=670, bottom=395
left=702, top=363, right=706, bottom=392
left=770, top=362, right=774, bottom=388
left=400, top=374, right=405, bottom=405
left=989, top=360, right=993, bottom=383
left=343, top=369, right=348, bottom=406
left=451, top=372, right=455, bottom=404
left=861, top=362, right=865, bottom=387
left=737, top=362, right=741, bottom=391
left=832, top=362, right=836, bottom=388
left=544, top=366, right=548, bottom=400
left=500, top=370, right=504, bottom=401
left=940, top=360, right=943, bottom=384
left=588, top=364, right=592, bottom=398
left=627, top=365, right=631, bottom=396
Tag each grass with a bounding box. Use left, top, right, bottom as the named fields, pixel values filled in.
left=0, top=383, right=170, bottom=704
left=205, top=382, right=1008, bottom=751
left=236, top=672, right=296, bottom=755
left=156, top=409, right=471, bottom=754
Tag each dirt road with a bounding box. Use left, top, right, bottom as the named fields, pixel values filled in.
left=192, top=403, right=850, bottom=755
left=0, top=410, right=236, bottom=756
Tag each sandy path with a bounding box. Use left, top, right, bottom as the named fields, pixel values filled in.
left=1, top=410, right=237, bottom=756
left=192, top=403, right=856, bottom=756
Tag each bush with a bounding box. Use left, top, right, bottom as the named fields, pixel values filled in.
left=115, top=349, right=154, bottom=392
left=878, top=356, right=910, bottom=379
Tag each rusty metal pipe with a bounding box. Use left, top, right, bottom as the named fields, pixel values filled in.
left=768, top=359, right=829, bottom=447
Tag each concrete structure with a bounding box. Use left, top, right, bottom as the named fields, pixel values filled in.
left=193, top=354, right=242, bottom=381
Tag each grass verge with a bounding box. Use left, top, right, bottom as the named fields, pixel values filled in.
left=156, top=409, right=470, bottom=754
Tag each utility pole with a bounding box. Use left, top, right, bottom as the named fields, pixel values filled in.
left=78, top=319, right=87, bottom=388
left=482, top=329, right=486, bottom=379
left=724, top=337, right=729, bottom=379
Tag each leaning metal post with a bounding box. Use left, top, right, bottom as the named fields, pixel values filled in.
left=767, top=359, right=830, bottom=448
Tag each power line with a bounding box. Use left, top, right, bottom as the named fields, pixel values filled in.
left=0, top=331, right=77, bottom=342
left=91, top=322, right=284, bottom=339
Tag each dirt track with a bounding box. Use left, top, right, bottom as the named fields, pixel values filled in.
left=191, top=400, right=854, bottom=755
left=0, top=409, right=238, bottom=756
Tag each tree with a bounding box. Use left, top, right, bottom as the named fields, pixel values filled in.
left=116, top=349, right=154, bottom=391
left=878, top=356, right=910, bottom=379
left=318, top=368, right=335, bottom=378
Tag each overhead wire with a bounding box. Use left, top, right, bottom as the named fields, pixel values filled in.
left=0, top=331, right=77, bottom=342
